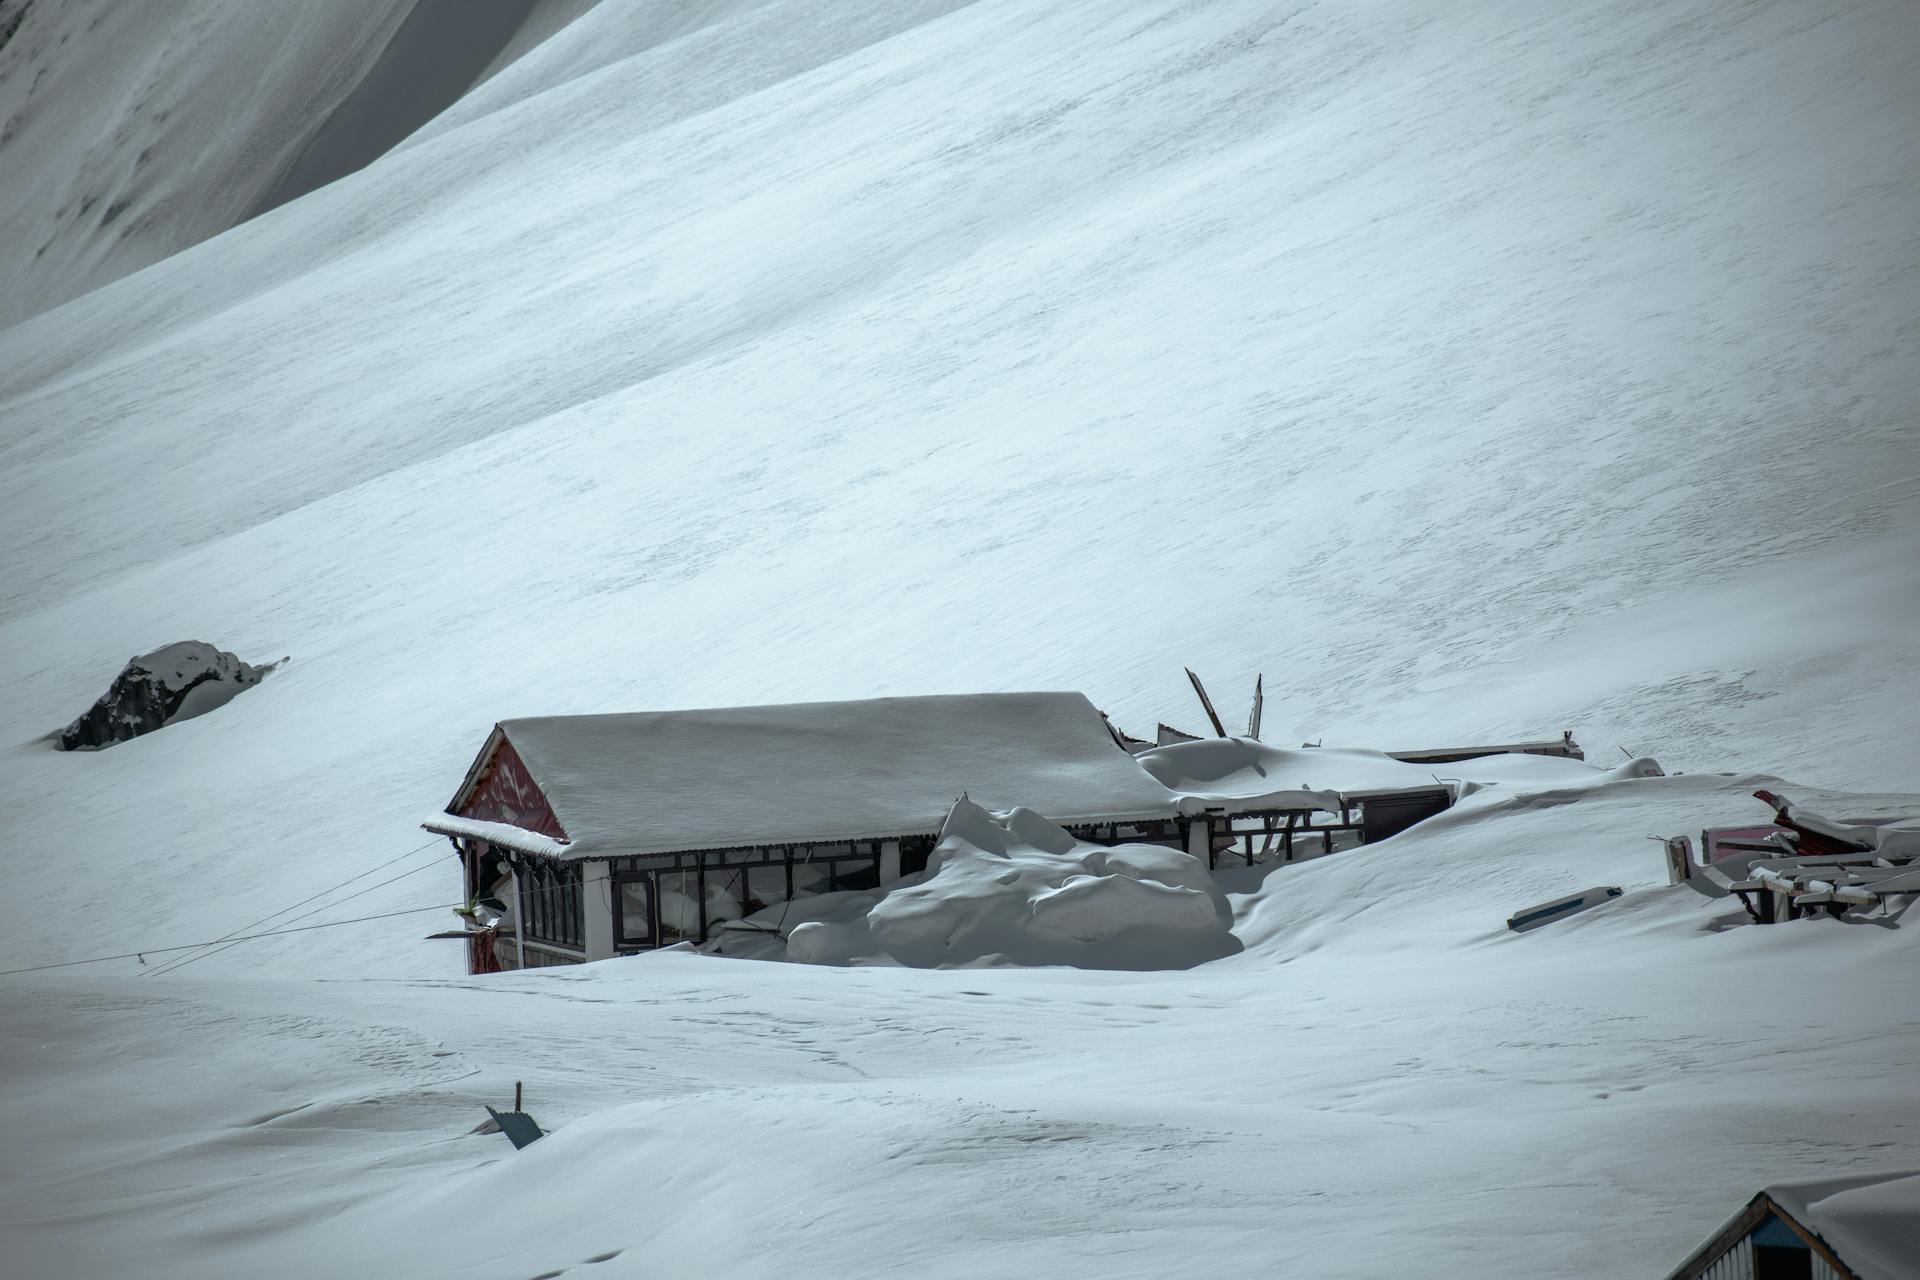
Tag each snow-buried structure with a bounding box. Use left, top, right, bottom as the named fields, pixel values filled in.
left=1662, top=1167, right=1920, bottom=1280
left=423, top=691, right=1583, bottom=971
left=56, top=641, right=275, bottom=750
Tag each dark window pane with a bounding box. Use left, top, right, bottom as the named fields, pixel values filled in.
left=656, top=871, right=700, bottom=943
left=1754, top=1245, right=1812, bottom=1280
left=705, top=869, right=746, bottom=936
left=746, top=864, right=786, bottom=913
left=618, top=879, right=653, bottom=945
left=790, top=859, right=831, bottom=900
left=831, top=858, right=881, bottom=893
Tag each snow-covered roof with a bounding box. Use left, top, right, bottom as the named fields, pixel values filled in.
left=1133, top=739, right=1652, bottom=811
left=444, top=692, right=1182, bottom=860
left=1668, top=1169, right=1920, bottom=1280
left=1764, top=1169, right=1920, bottom=1280
left=1134, top=740, right=1456, bottom=810
left=420, top=813, right=572, bottom=860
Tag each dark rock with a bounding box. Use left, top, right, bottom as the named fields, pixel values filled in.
left=57, top=641, right=280, bottom=751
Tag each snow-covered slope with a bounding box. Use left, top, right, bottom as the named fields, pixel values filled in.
left=4, top=0, right=1915, bottom=979
left=0, top=0, right=610, bottom=328
left=4, top=771, right=1915, bottom=1279
left=0, top=0, right=410, bottom=327
left=1, top=2, right=1916, bottom=1276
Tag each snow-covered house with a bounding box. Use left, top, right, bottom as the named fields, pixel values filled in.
left=425, top=692, right=1191, bottom=969
left=423, top=691, right=1522, bottom=971
left=1662, top=1168, right=1920, bottom=1280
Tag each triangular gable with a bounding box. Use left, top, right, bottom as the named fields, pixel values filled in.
left=1664, top=1191, right=1862, bottom=1280
left=450, top=727, right=568, bottom=843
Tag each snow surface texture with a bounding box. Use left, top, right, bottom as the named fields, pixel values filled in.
left=0, top=0, right=600, bottom=327
left=5, top=771, right=1918, bottom=1279
left=0, top=0, right=411, bottom=327
left=1, top=0, right=1917, bottom=1276
left=732, top=797, right=1236, bottom=969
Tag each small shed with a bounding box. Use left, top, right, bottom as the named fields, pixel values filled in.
left=1663, top=1169, right=1920, bottom=1280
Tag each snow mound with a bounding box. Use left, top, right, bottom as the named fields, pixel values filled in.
left=710, top=799, right=1235, bottom=968
left=863, top=798, right=1236, bottom=969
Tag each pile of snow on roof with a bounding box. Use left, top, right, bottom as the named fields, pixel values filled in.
left=1134, top=738, right=1662, bottom=810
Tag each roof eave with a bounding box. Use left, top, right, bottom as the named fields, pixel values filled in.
left=445, top=724, right=507, bottom=815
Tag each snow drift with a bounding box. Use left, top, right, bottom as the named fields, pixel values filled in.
left=716, top=798, right=1237, bottom=969
left=868, top=799, right=1235, bottom=969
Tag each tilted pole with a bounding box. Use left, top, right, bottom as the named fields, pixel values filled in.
left=1185, top=667, right=1228, bottom=737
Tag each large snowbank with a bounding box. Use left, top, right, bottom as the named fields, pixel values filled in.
left=868, top=799, right=1234, bottom=969
left=714, top=798, right=1236, bottom=969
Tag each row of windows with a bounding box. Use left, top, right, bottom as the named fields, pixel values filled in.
left=615, top=852, right=885, bottom=947
left=520, top=859, right=584, bottom=950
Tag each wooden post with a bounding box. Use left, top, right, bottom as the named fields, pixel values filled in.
left=515, top=1081, right=523, bottom=1111
left=1663, top=836, right=1693, bottom=885
left=582, top=860, right=614, bottom=961
left=511, top=862, right=527, bottom=969
left=1185, top=667, right=1228, bottom=737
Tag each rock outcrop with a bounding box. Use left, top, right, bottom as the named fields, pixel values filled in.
left=57, top=641, right=277, bottom=750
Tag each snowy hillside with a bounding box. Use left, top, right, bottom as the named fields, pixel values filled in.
left=1, top=0, right=1916, bottom=1276
left=0, top=0, right=611, bottom=328
left=4, top=0, right=1916, bottom=974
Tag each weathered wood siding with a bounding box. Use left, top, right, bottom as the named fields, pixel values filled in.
left=456, top=734, right=566, bottom=839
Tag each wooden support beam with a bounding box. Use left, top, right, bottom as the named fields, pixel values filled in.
left=1185, top=667, right=1228, bottom=737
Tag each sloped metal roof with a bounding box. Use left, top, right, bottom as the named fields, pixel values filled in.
left=433, top=691, right=1180, bottom=860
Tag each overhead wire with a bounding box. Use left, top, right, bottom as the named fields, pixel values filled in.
left=0, top=903, right=469, bottom=979
left=147, top=853, right=454, bottom=977
left=142, top=836, right=450, bottom=977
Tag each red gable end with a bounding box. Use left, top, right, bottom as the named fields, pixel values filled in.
left=454, top=732, right=568, bottom=842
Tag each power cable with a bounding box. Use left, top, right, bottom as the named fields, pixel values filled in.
left=148, top=854, right=451, bottom=978
left=0, top=903, right=468, bottom=979
left=143, top=836, right=448, bottom=978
